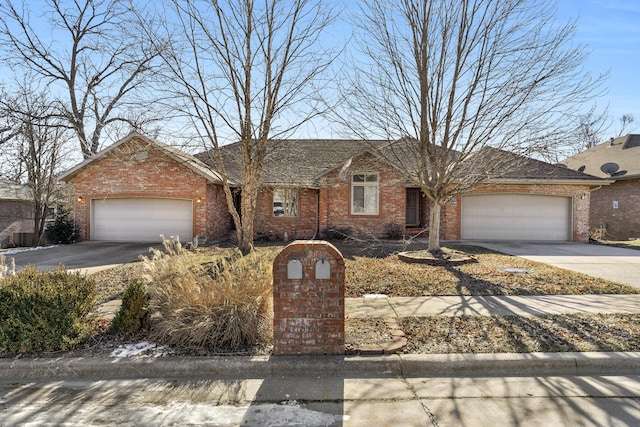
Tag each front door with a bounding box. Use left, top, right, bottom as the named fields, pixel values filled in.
left=405, top=188, right=420, bottom=227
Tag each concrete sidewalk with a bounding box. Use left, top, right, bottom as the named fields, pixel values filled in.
left=346, top=294, right=640, bottom=318
left=98, top=294, right=640, bottom=320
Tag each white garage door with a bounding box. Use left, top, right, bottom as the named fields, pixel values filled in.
left=461, top=194, right=571, bottom=241
left=91, top=198, right=193, bottom=242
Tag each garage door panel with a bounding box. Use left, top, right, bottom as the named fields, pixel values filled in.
left=91, top=198, right=193, bottom=242
left=462, top=194, right=571, bottom=241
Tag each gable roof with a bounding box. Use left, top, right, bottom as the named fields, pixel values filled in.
left=59, top=132, right=225, bottom=183
left=562, top=134, right=640, bottom=180
left=0, top=179, right=31, bottom=201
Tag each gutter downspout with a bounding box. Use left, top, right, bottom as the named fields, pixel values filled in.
left=312, top=188, right=319, bottom=240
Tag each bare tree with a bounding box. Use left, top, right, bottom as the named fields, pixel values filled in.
left=0, top=0, right=164, bottom=158
left=0, top=84, right=70, bottom=246
left=340, top=0, right=604, bottom=252
left=618, top=114, right=635, bottom=137
left=152, top=0, right=337, bottom=254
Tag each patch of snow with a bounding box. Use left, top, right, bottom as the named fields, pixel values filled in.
left=1, top=245, right=58, bottom=255
left=243, top=402, right=338, bottom=426
left=364, top=293, right=388, bottom=299
left=109, top=341, right=172, bottom=358
left=2, top=401, right=341, bottom=427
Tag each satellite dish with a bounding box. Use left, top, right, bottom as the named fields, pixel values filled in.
left=600, top=162, right=620, bottom=176
left=577, top=165, right=586, bottom=173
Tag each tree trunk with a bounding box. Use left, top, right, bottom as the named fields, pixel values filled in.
left=237, top=203, right=255, bottom=256
left=32, top=201, right=44, bottom=247
left=428, top=200, right=441, bottom=252
left=236, top=174, right=260, bottom=256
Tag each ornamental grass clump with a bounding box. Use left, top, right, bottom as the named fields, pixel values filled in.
left=0, top=266, right=96, bottom=354
left=143, top=240, right=275, bottom=353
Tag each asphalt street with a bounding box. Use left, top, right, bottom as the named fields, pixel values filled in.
left=2, top=374, right=640, bottom=426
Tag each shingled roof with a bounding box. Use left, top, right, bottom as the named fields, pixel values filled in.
left=197, top=139, right=607, bottom=186
left=464, top=147, right=608, bottom=182
left=196, top=139, right=388, bottom=188
left=562, top=134, right=640, bottom=180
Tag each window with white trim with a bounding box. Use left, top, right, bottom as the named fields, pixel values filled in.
left=273, top=188, right=298, bottom=217
left=351, top=174, right=379, bottom=215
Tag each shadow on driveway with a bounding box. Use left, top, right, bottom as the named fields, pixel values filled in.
left=5, top=241, right=163, bottom=272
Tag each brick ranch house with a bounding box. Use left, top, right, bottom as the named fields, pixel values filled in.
left=59, top=132, right=608, bottom=244
left=563, top=134, right=640, bottom=240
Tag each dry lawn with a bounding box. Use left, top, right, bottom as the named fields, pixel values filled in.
left=399, top=314, right=640, bottom=353
left=336, top=242, right=639, bottom=297
left=87, top=240, right=640, bottom=355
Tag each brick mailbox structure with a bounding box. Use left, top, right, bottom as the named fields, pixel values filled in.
left=272, top=240, right=345, bottom=356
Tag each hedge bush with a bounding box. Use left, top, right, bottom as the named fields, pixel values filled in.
left=110, top=281, right=150, bottom=334
left=0, top=266, right=96, bottom=353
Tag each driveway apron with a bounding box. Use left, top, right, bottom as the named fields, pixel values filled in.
left=5, top=241, right=162, bottom=272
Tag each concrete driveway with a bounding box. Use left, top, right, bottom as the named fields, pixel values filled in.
left=3, top=241, right=162, bottom=273
left=471, top=241, right=640, bottom=288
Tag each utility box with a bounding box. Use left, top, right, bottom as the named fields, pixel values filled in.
left=272, top=240, right=345, bottom=355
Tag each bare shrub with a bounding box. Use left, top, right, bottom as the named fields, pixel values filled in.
left=142, top=241, right=275, bottom=352
left=383, top=223, right=404, bottom=240
left=323, top=226, right=354, bottom=241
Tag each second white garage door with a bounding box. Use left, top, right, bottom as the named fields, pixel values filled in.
left=91, top=198, right=193, bottom=242
left=461, top=194, right=571, bottom=241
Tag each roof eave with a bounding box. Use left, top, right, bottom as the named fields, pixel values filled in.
left=484, top=178, right=614, bottom=186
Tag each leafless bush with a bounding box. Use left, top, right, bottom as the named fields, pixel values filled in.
left=141, top=239, right=274, bottom=352
left=383, top=223, right=403, bottom=240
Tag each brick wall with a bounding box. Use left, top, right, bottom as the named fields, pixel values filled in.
left=205, top=184, right=233, bottom=241
left=71, top=138, right=230, bottom=241
left=254, top=187, right=318, bottom=240
left=272, top=240, right=345, bottom=355
left=590, top=178, right=640, bottom=240
left=318, top=154, right=406, bottom=238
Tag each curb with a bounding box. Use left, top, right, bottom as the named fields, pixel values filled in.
left=2, top=352, right=640, bottom=381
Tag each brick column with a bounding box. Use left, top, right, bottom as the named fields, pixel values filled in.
left=272, top=240, right=345, bottom=355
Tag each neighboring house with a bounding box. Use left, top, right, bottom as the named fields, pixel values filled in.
left=59, top=132, right=608, bottom=244
left=562, top=134, right=640, bottom=240
left=0, top=180, right=34, bottom=248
